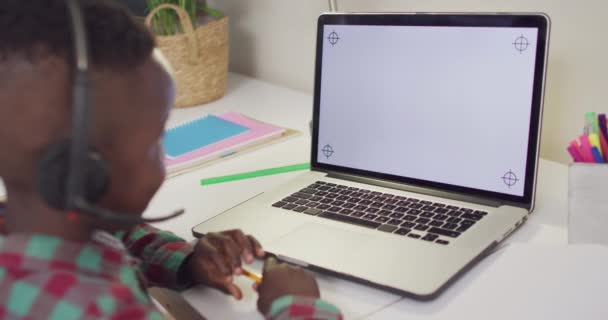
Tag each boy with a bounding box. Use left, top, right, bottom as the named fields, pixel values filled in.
left=0, top=1, right=342, bottom=319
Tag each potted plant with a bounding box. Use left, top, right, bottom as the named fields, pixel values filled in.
left=144, top=0, right=229, bottom=108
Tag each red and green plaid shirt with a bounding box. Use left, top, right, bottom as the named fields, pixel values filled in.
left=0, top=223, right=342, bottom=319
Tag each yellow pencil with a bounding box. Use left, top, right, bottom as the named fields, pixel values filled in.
left=242, top=268, right=262, bottom=283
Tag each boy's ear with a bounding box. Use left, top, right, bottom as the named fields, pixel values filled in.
left=36, top=140, right=110, bottom=210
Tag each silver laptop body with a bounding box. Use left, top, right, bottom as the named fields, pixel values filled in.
left=193, top=12, right=550, bottom=299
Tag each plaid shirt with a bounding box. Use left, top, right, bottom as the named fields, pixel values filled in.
left=0, top=222, right=342, bottom=319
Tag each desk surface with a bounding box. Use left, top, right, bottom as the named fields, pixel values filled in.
left=149, top=73, right=575, bottom=319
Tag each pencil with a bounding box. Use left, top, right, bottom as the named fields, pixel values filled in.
left=242, top=268, right=262, bottom=283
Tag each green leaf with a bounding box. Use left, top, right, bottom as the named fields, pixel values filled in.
left=146, top=0, right=204, bottom=35
left=200, top=7, right=225, bottom=19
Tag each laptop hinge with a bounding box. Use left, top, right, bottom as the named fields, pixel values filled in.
left=325, top=170, right=503, bottom=208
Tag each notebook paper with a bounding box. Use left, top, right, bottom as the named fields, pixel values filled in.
left=163, top=115, right=249, bottom=158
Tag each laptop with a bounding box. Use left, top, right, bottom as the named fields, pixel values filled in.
left=193, top=12, right=550, bottom=299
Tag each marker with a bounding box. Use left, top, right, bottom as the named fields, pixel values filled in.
left=598, top=114, right=608, bottom=153
left=567, top=145, right=584, bottom=162
left=592, top=147, right=605, bottom=163
left=576, top=136, right=594, bottom=163
left=599, top=114, right=608, bottom=138
left=242, top=268, right=262, bottom=284
left=599, top=127, right=608, bottom=157
left=589, top=133, right=603, bottom=157
left=585, top=112, right=598, bottom=134
left=200, top=163, right=310, bottom=186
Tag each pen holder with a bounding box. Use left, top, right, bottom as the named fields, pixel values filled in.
left=568, top=163, right=608, bottom=246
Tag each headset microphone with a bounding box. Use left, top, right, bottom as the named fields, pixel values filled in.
left=36, top=0, right=184, bottom=225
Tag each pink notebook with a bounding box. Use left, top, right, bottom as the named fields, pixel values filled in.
left=165, top=112, right=286, bottom=175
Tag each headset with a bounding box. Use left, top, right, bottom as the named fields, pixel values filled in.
left=35, top=0, right=184, bottom=225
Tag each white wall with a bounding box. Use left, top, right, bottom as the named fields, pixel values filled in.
left=206, top=0, right=608, bottom=163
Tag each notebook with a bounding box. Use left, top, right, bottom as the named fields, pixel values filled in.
left=164, top=112, right=298, bottom=178
left=163, top=115, right=249, bottom=159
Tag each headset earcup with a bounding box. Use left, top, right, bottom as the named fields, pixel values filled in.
left=84, top=150, right=110, bottom=204
left=37, top=141, right=110, bottom=210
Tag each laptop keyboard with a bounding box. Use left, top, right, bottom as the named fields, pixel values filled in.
left=272, top=181, right=488, bottom=246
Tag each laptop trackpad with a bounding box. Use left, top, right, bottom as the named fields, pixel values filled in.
left=268, top=223, right=368, bottom=268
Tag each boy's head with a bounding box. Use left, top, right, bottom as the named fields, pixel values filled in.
left=0, top=0, right=175, bottom=234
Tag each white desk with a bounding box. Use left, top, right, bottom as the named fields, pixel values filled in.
left=148, top=73, right=574, bottom=319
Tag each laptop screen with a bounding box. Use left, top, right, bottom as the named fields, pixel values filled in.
left=313, top=14, right=549, bottom=204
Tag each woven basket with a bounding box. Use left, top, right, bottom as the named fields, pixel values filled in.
left=145, top=4, right=229, bottom=108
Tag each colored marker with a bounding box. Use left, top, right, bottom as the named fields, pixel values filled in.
left=599, top=114, right=608, bottom=142
left=592, top=147, right=605, bottom=163
left=589, top=133, right=603, bottom=157
left=576, top=136, right=594, bottom=162
left=585, top=112, right=598, bottom=134
left=567, top=145, right=584, bottom=162
left=599, top=127, right=608, bottom=157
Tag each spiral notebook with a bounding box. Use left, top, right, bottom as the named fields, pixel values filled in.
left=163, top=112, right=298, bottom=178
left=163, top=115, right=249, bottom=159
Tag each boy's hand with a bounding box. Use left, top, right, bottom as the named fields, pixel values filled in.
left=256, top=257, right=320, bottom=315
left=187, top=230, right=264, bottom=299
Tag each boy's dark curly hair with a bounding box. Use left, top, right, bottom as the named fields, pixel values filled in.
left=0, top=0, right=155, bottom=69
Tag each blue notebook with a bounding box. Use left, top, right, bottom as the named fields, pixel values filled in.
left=163, top=115, right=249, bottom=158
